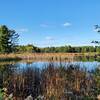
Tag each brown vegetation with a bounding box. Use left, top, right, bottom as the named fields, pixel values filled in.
left=0, top=52, right=99, bottom=61
left=0, top=62, right=99, bottom=99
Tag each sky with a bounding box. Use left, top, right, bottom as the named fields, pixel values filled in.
left=0, top=0, right=100, bottom=47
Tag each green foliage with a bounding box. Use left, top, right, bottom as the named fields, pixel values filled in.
left=40, top=46, right=99, bottom=53
left=16, top=44, right=41, bottom=53
left=0, top=88, right=4, bottom=100
left=15, top=45, right=100, bottom=53
left=83, top=96, right=94, bottom=100
left=0, top=25, right=19, bottom=53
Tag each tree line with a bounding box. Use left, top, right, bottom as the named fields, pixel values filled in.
left=41, top=46, right=100, bottom=53
left=0, top=25, right=100, bottom=53
left=15, top=45, right=100, bottom=53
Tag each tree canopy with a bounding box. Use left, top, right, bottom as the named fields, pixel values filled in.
left=0, top=25, right=19, bottom=53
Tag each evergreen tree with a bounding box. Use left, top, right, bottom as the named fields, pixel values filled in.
left=0, top=25, right=19, bottom=53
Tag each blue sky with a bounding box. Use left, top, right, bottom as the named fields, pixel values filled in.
left=0, top=0, right=100, bottom=47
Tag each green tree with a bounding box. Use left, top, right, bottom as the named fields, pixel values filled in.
left=0, top=25, right=19, bottom=53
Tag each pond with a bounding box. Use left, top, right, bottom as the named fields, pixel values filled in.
left=0, top=56, right=100, bottom=99
left=16, top=60, right=100, bottom=71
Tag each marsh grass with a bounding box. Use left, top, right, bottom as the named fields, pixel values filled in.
left=0, top=54, right=22, bottom=62
left=0, top=53, right=99, bottom=62
left=0, top=61, right=99, bottom=99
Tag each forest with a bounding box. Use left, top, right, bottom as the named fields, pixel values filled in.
left=16, top=45, right=100, bottom=53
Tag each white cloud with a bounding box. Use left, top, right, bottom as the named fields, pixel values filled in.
left=45, top=36, right=54, bottom=41
left=63, top=22, right=71, bottom=27
left=16, top=28, right=28, bottom=33
left=40, top=24, right=48, bottom=28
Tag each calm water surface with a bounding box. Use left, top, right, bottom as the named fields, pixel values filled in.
left=15, top=61, right=100, bottom=71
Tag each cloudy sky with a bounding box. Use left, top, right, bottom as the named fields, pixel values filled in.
left=0, top=0, right=100, bottom=47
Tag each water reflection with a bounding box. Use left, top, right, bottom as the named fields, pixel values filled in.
left=14, top=61, right=100, bottom=71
